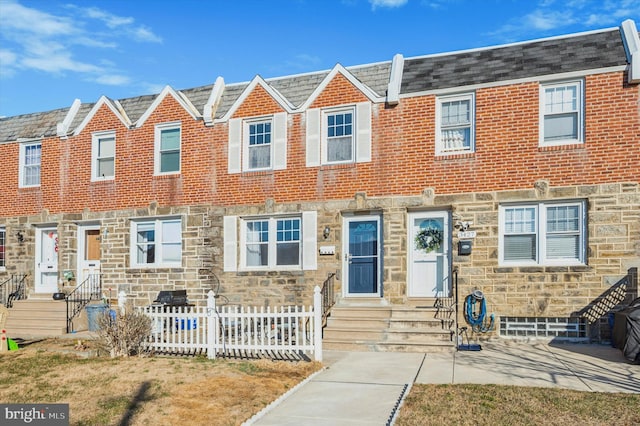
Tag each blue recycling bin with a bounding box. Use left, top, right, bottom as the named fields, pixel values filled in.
left=86, top=303, right=109, bottom=331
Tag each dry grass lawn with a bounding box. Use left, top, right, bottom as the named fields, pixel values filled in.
left=0, top=339, right=321, bottom=425
left=397, top=383, right=640, bottom=426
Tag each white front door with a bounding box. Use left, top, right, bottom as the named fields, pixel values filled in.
left=35, top=227, right=59, bottom=293
left=77, top=225, right=101, bottom=286
left=407, top=212, right=450, bottom=298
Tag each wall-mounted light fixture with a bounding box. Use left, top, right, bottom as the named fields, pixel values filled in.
left=323, top=226, right=331, bottom=239
left=102, top=228, right=108, bottom=240
left=16, top=231, right=24, bottom=243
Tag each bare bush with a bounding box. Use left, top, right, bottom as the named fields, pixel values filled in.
left=95, top=304, right=152, bottom=358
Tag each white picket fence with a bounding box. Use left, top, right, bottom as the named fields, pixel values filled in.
left=129, top=286, right=323, bottom=361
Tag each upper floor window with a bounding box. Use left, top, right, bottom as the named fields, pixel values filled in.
left=228, top=113, right=287, bottom=173
left=305, top=102, right=371, bottom=167
left=0, top=227, right=5, bottom=269
left=499, top=201, right=586, bottom=266
left=130, top=217, right=182, bottom=268
left=91, top=131, right=115, bottom=180
left=19, top=142, right=41, bottom=187
left=436, top=93, right=475, bottom=155
left=540, top=81, right=583, bottom=146
left=246, top=119, right=272, bottom=170
left=155, top=123, right=181, bottom=175
left=324, top=109, right=354, bottom=164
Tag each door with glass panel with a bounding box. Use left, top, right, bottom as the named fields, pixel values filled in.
left=343, top=215, right=381, bottom=297
left=35, top=227, right=59, bottom=293
left=407, top=212, right=450, bottom=298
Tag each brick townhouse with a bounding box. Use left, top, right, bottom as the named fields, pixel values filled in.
left=1, top=20, right=638, bottom=346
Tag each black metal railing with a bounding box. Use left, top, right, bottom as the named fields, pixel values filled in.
left=433, top=266, right=459, bottom=344
left=320, top=273, right=336, bottom=326
left=0, top=274, right=27, bottom=308
left=578, top=267, right=638, bottom=324
left=66, top=273, right=102, bottom=333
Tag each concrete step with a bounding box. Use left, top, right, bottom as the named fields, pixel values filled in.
left=5, top=298, right=79, bottom=338
left=328, top=306, right=392, bottom=319
left=325, top=317, right=388, bottom=329
left=385, top=328, right=453, bottom=343
left=323, top=327, right=385, bottom=341
left=388, top=318, right=450, bottom=330
left=375, top=341, right=456, bottom=353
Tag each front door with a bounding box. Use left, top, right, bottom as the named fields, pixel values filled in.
left=77, top=226, right=101, bottom=286
left=407, top=212, right=450, bottom=298
left=35, top=227, right=59, bottom=293
left=343, top=215, right=381, bottom=297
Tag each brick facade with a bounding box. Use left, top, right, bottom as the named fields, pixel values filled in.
left=1, top=25, right=639, bottom=341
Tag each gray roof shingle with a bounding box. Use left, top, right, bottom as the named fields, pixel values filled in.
left=401, top=28, right=626, bottom=94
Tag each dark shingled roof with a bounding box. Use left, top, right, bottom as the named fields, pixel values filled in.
left=401, top=28, right=627, bottom=94
left=180, top=83, right=215, bottom=115
left=117, top=94, right=157, bottom=124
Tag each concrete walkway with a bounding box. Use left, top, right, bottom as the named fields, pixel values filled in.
left=249, top=341, right=640, bottom=425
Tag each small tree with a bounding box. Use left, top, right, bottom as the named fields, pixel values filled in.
left=95, top=304, right=152, bottom=358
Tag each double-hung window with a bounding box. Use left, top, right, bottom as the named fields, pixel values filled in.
left=242, top=217, right=301, bottom=269
left=436, top=93, right=475, bottom=154
left=500, top=201, right=586, bottom=265
left=155, top=123, right=181, bottom=175
left=323, top=109, right=354, bottom=164
left=19, top=142, right=41, bottom=187
left=91, top=131, right=115, bottom=180
left=0, top=227, right=5, bottom=269
left=540, top=81, right=583, bottom=146
left=305, top=102, right=371, bottom=167
left=130, top=218, right=182, bottom=268
left=228, top=113, right=287, bottom=173
left=245, top=119, right=272, bottom=170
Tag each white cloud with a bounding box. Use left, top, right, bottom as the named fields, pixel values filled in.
left=370, top=0, right=409, bottom=10
left=489, top=0, right=640, bottom=40
left=94, top=74, right=132, bottom=86
left=0, top=0, right=160, bottom=87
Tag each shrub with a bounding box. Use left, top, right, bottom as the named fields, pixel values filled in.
left=95, top=304, right=152, bottom=358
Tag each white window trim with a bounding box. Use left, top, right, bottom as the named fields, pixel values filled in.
left=321, top=106, right=356, bottom=165
left=129, top=217, right=182, bottom=268
left=154, top=122, right=181, bottom=175
left=539, top=80, right=584, bottom=147
left=0, top=226, right=6, bottom=270
left=242, top=117, right=273, bottom=172
left=91, top=130, right=116, bottom=181
left=18, top=141, right=41, bottom=188
left=435, top=93, right=475, bottom=155
left=226, top=211, right=316, bottom=272
left=240, top=215, right=302, bottom=271
left=499, top=200, right=586, bottom=266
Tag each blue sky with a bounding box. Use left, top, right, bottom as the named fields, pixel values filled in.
left=1, top=0, right=639, bottom=118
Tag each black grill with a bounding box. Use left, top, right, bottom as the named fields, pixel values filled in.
left=152, top=290, right=190, bottom=307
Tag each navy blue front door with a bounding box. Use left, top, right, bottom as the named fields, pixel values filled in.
left=347, top=219, right=379, bottom=295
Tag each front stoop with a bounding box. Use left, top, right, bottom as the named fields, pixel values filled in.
left=322, top=303, right=456, bottom=353
left=4, top=298, right=70, bottom=338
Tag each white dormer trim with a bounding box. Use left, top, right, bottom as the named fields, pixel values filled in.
left=218, top=75, right=295, bottom=122
left=56, top=99, right=82, bottom=137
left=386, top=54, right=404, bottom=105
left=621, top=19, right=640, bottom=84
left=203, top=76, right=225, bottom=125
left=135, top=85, right=201, bottom=128
left=299, top=64, right=383, bottom=110
left=73, top=96, right=131, bottom=136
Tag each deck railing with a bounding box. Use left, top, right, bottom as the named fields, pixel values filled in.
left=0, top=274, right=27, bottom=308
left=134, top=287, right=323, bottom=361
left=66, top=273, right=102, bottom=333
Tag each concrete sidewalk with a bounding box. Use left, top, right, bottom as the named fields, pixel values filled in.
left=249, top=342, right=639, bottom=425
